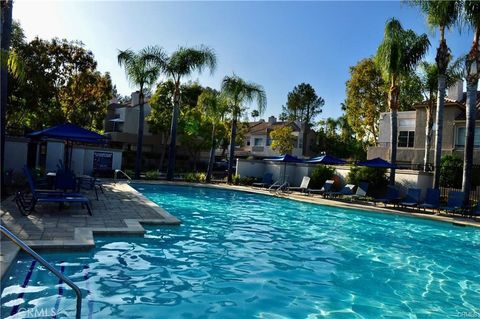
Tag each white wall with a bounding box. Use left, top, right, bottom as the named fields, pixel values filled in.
left=236, top=159, right=434, bottom=197
left=46, top=141, right=65, bottom=172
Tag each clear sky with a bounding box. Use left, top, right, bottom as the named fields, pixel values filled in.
left=13, top=1, right=473, bottom=122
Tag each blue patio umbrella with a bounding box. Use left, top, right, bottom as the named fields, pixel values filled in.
left=306, top=154, right=346, bottom=165
left=357, top=157, right=397, bottom=169
left=264, top=154, right=303, bottom=183
left=28, top=123, right=107, bottom=168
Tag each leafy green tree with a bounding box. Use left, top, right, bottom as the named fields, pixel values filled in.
left=251, top=109, right=260, bottom=121
left=283, top=83, right=324, bottom=156
left=461, top=1, right=480, bottom=204
left=162, top=46, right=217, bottom=181
left=345, top=58, right=387, bottom=143
left=413, top=0, right=461, bottom=189
left=375, top=18, right=429, bottom=184
left=270, top=126, right=296, bottom=155
left=440, top=154, right=463, bottom=188
left=221, top=74, right=266, bottom=183
left=118, top=46, right=166, bottom=179
left=197, top=88, right=227, bottom=182
left=418, top=59, right=463, bottom=171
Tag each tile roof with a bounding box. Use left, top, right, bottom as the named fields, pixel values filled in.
left=248, top=121, right=300, bottom=135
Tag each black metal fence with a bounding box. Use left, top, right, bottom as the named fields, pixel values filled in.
left=440, top=186, right=480, bottom=203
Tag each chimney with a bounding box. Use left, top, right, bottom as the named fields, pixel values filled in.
left=131, top=91, right=140, bottom=107
left=268, top=116, right=277, bottom=124
left=447, top=79, right=463, bottom=102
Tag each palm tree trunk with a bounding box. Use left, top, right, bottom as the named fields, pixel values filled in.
left=433, top=74, right=446, bottom=189
left=1, top=0, right=13, bottom=199
left=167, top=83, right=180, bottom=181
left=227, top=116, right=237, bottom=183
left=462, top=28, right=479, bottom=205
left=158, top=132, right=168, bottom=173
left=206, top=124, right=216, bottom=183
left=433, top=38, right=449, bottom=189
left=388, top=83, right=399, bottom=185
left=134, top=88, right=145, bottom=179
left=423, top=98, right=434, bottom=172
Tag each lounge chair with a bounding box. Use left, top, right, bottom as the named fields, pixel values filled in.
left=374, top=186, right=400, bottom=206
left=399, top=188, right=422, bottom=208
left=418, top=188, right=440, bottom=211
left=252, top=173, right=273, bottom=188
left=16, top=166, right=92, bottom=216
left=289, top=176, right=310, bottom=193
left=344, top=181, right=369, bottom=201
left=308, top=180, right=334, bottom=196
left=324, top=184, right=355, bottom=198
left=440, top=191, right=464, bottom=214
left=464, top=203, right=480, bottom=218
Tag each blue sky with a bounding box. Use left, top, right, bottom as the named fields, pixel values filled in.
left=14, top=1, right=473, bottom=122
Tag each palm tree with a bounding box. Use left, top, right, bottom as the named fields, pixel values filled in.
left=117, top=46, right=166, bottom=179
left=221, top=75, right=266, bottom=183
left=461, top=1, right=480, bottom=205
left=376, top=18, right=430, bottom=184
left=197, top=89, right=227, bottom=183
left=163, top=46, right=217, bottom=181
left=413, top=0, right=461, bottom=188
left=419, top=59, right=463, bottom=172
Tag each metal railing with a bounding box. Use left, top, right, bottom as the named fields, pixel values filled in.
left=0, top=226, right=82, bottom=319
left=114, top=169, right=132, bottom=183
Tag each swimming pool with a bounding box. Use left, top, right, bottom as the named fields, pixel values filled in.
left=1, top=184, right=479, bottom=318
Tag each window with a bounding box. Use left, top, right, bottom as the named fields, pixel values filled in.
left=456, top=127, right=480, bottom=148
left=254, top=138, right=263, bottom=146
left=266, top=137, right=272, bottom=146
left=246, top=140, right=251, bottom=146
left=398, top=131, right=414, bottom=148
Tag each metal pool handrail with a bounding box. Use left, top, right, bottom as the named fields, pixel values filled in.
left=114, top=169, right=132, bottom=183
left=0, top=225, right=82, bottom=319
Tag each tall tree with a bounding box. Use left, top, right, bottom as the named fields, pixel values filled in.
left=345, top=58, right=387, bottom=144
left=418, top=59, right=463, bottom=171
left=197, top=88, right=227, bottom=182
left=375, top=18, right=429, bottom=184
left=284, top=83, right=324, bottom=156
left=462, top=1, right=480, bottom=205
left=163, top=46, right=217, bottom=181
left=221, top=75, right=266, bottom=183
left=413, top=0, right=461, bottom=189
left=117, top=46, right=166, bottom=179
left=1, top=0, right=13, bottom=198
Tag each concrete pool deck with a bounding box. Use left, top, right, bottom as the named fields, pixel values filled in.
left=1, top=180, right=479, bottom=278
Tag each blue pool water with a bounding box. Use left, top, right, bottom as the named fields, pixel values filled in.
left=1, top=184, right=479, bottom=318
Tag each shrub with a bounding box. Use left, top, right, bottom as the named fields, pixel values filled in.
left=184, top=172, right=206, bottom=183
left=347, top=166, right=388, bottom=190
left=124, top=169, right=135, bottom=179
left=232, top=174, right=241, bottom=185
left=440, top=154, right=463, bottom=188
left=239, top=176, right=256, bottom=186
left=310, top=165, right=336, bottom=189
left=145, top=170, right=161, bottom=180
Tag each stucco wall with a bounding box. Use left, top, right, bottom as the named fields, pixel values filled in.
left=4, top=138, right=28, bottom=173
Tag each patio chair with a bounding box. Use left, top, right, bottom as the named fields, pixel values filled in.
left=308, top=180, right=334, bottom=196
left=78, top=176, right=105, bottom=200
left=374, top=186, right=400, bottom=206
left=440, top=191, right=464, bottom=215
left=463, top=202, right=480, bottom=218
left=55, top=169, right=77, bottom=192
left=344, top=181, right=369, bottom=201
left=398, top=188, right=422, bottom=208
left=418, top=188, right=440, bottom=212
left=289, top=176, right=310, bottom=194
left=252, top=173, right=273, bottom=188
left=17, top=166, right=92, bottom=216
left=324, top=184, right=355, bottom=198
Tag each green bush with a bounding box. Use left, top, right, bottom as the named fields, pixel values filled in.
left=231, top=174, right=241, bottom=185
left=440, top=154, right=463, bottom=188
left=347, top=166, right=388, bottom=190
left=145, top=170, right=161, bottom=180
left=239, top=176, right=256, bottom=186
left=310, top=165, right=336, bottom=189
left=184, top=172, right=206, bottom=183
left=124, top=169, right=135, bottom=179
